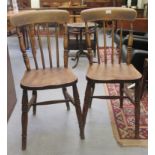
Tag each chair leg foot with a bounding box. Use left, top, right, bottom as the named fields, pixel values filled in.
left=22, top=89, right=28, bottom=150
left=80, top=130, right=85, bottom=139
left=33, top=105, right=36, bottom=115
left=72, top=84, right=84, bottom=139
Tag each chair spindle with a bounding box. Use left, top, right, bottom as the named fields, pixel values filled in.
left=111, top=20, right=114, bottom=64
left=37, top=24, right=45, bottom=69
left=55, top=25, right=60, bottom=67
left=96, top=28, right=100, bottom=64
left=127, top=23, right=134, bottom=64
left=64, top=23, right=68, bottom=68
left=28, top=25, right=39, bottom=69
left=86, top=22, right=93, bottom=64
left=46, top=23, right=53, bottom=68
left=17, top=27, right=31, bottom=71
left=103, top=21, right=107, bottom=64
left=119, top=21, right=123, bottom=64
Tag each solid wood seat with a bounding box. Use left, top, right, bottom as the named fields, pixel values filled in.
left=10, top=10, right=84, bottom=150
left=81, top=7, right=142, bottom=139
left=86, top=63, right=141, bottom=82
left=21, top=68, right=77, bottom=90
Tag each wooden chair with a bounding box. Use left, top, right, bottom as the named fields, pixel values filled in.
left=81, top=8, right=142, bottom=138
left=10, top=10, right=84, bottom=150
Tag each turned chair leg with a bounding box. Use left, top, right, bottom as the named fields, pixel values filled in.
left=72, top=84, right=84, bottom=139
left=135, top=81, right=141, bottom=138
left=120, top=82, right=124, bottom=108
left=83, top=81, right=92, bottom=129
left=32, top=90, right=37, bottom=115
left=62, top=87, right=70, bottom=111
left=21, top=89, right=28, bottom=150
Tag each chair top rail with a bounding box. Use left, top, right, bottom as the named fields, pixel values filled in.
left=81, top=7, right=137, bottom=22
left=10, top=10, right=70, bottom=27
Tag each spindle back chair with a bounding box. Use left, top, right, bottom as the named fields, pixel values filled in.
left=10, top=10, right=84, bottom=150
left=81, top=7, right=142, bottom=139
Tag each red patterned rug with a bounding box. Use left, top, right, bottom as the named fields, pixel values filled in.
left=99, top=47, right=148, bottom=146
left=105, top=84, right=148, bottom=146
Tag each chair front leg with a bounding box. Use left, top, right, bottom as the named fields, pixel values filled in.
left=83, top=81, right=92, bottom=129
left=72, top=84, right=84, bottom=139
left=135, top=80, right=141, bottom=138
left=22, top=89, right=28, bottom=150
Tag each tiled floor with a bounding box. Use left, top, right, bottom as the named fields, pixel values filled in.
left=7, top=35, right=147, bottom=155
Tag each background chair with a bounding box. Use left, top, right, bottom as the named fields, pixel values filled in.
left=81, top=7, right=142, bottom=139
left=10, top=10, right=84, bottom=150
left=122, top=35, right=148, bottom=74
left=115, top=30, right=148, bottom=97
left=114, top=29, right=147, bottom=47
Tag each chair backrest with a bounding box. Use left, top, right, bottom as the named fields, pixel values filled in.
left=81, top=7, right=137, bottom=64
left=10, top=10, right=70, bottom=71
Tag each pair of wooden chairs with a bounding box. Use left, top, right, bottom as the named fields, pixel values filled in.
left=10, top=8, right=142, bottom=150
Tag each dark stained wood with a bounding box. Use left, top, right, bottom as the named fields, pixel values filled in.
left=10, top=10, right=84, bottom=150
left=40, top=0, right=82, bottom=7
left=32, top=90, right=37, bottom=115
left=21, top=89, right=28, bottom=150
left=81, top=7, right=142, bottom=139
left=72, top=84, right=84, bottom=139
left=62, top=87, right=70, bottom=110
left=117, top=18, right=148, bottom=32
left=84, top=0, right=121, bottom=7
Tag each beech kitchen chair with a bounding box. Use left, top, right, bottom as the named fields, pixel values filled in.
left=10, top=10, right=84, bottom=150
left=81, top=8, right=142, bottom=138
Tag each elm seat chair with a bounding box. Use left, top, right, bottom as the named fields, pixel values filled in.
left=10, top=10, right=84, bottom=150
left=81, top=8, right=142, bottom=138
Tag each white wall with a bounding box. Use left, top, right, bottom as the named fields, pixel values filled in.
left=31, top=0, right=40, bottom=8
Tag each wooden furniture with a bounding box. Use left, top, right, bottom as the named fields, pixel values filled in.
left=117, top=18, right=148, bottom=32
left=7, top=49, right=17, bottom=121
left=58, top=5, right=88, bottom=22
left=81, top=7, right=142, bottom=138
left=40, top=0, right=82, bottom=7
left=10, top=10, right=84, bottom=150
left=67, top=22, right=97, bottom=68
left=84, top=0, right=123, bottom=7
